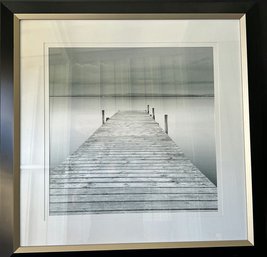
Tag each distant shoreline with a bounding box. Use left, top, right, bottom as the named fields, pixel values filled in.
left=49, top=94, right=215, bottom=98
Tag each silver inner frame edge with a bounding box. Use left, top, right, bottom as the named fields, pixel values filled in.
left=12, top=13, right=253, bottom=253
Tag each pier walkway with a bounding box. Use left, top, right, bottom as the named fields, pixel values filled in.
left=50, top=110, right=217, bottom=215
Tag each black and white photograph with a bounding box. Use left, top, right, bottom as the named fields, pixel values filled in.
left=48, top=47, right=218, bottom=215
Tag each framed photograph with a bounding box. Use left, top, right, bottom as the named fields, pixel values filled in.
left=0, top=1, right=266, bottom=257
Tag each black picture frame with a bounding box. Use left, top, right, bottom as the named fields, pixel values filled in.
left=1, top=0, right=266, bottom=257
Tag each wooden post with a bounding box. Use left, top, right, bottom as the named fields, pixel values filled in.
left=147, top=105, right=150, bottom=114
left=164, top=114, right=168, bottom=134
left=102, top=110, right=105, bottom=125
left=152, top=108, right=155, bottom=120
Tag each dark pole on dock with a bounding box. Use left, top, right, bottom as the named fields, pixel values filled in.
left=152, top=108, right=155, bottom=120
left=102, top=110, right=105, bottom=125
left=147, top=105, right=150, bottom=114
left=164, top=114, right=168, bottom=134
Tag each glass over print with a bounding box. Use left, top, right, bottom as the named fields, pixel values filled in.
left=20, top=18, right=251, bottom=247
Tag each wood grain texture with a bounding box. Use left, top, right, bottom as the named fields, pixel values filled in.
left=50, top=111, right=217, bottom=214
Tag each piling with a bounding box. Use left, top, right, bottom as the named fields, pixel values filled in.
left=102, top=110, right=105, bottom=125
left=164, top=114, right=168, bottom=134
left=152, top=108, right=155, bottom=120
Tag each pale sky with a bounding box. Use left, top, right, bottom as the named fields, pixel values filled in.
left=49, top=47, right=214, bottom=97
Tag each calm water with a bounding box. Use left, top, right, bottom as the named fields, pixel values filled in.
left=50, top=96, right=217, bottom=184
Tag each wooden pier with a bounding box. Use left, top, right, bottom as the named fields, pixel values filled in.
left=50, top=110, right=217, bottom=215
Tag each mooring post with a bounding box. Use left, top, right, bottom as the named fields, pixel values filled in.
left=102, top=110, right=105, bottom=125
left=152, top=108, right=155, bottom=120
left=164, top=114, right=168, bottom=134
left=147, top=105, right=150, bottom=114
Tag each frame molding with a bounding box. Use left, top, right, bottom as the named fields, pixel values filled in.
left=15, top=13, right=244, bottom=19
left=14, top=12, right=254, bottom=253
left=0, top=1, right=265, bottom=257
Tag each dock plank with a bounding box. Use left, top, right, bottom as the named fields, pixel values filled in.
left=50, top=187, right=217, bottom=195
left=50, top=201, right=217, bottom=214
left=50, top=193, right=217, bottom=203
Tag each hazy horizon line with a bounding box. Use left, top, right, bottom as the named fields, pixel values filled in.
left=49, top=94, right=214, bottom=98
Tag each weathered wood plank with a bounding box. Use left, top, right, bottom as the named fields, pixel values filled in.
left=50, top=201, right=218, bottom=213
left=50, top=173, right=206, bottom=179
left=50, top=177, right=211, bottom=184
left=52, top=167, right=202, bottom=172
left=56, top=164, right=197, bottom=168
left=50, top=209, right=216, bottom=215
left=50, top=181, right=215, bottom=189
left=62, top=158, right=189, bottom=163
left=50, top=187, right=217, bottom=195
left=50, top=193, right=217, bottom=203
